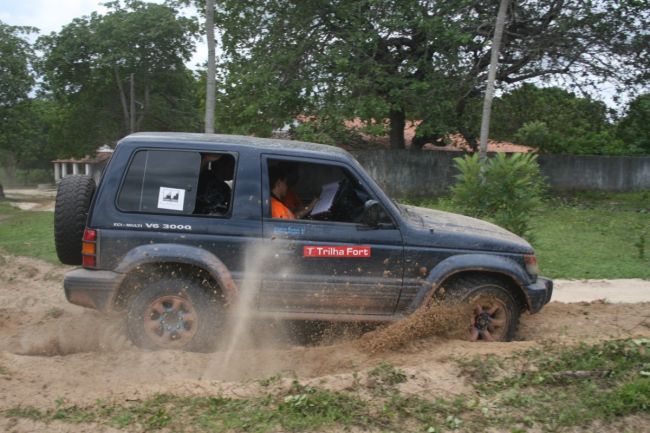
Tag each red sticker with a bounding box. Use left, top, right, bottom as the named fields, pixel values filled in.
left=303, top=246, right=371, bottom=258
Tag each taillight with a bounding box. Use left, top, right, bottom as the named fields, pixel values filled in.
left=82, top=228, right=97, bottom=268
left=524, top=254, right=539, bottom=276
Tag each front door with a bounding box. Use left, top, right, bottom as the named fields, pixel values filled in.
left=258, top=156, right=404, bottom=316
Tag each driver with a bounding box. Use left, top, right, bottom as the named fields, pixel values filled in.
left=269, top=166, right=315, bottom=219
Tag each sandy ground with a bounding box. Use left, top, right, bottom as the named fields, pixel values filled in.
left=0, top=254, right=649, bottom=432
left=553, top=278, right=650, bottom=303
left=3, top=188, right=57, bottom=211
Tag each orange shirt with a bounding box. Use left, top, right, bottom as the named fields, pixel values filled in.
left=271, top=196, right=295, bottom=219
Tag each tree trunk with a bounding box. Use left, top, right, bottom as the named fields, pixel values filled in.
left=479, top=0, right=510, bottom=161
left=204, top=0, right=216, bottom=134
left=455, top=96, right=479, bottom=152
left=114, top=66, right=130, bottom=134
left=136, top=83, right=150, bottom=131
left=0, top=183, right=5, bottom=200
left=2, top=153, right=17, bottom=188
left=389, top=109, right=405, bottom=149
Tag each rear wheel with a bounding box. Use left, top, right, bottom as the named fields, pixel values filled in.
left=440, top=276, right=521, bottom=342
left=126, top=278, right=223, bottom=352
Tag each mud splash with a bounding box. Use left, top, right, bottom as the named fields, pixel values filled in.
left=206, top=244, right=293, bottom=380
left=360, top=303, right=473, bottom=353
left=7, top=312, right=131, bottom=356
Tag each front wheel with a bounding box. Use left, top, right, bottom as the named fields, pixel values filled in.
left=440, top=277, right=521, bottom=342
left=126, top=278, right=223, bottom=351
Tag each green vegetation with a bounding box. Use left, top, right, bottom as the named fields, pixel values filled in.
left=532, top=202, right=650, bottom=279
left=451, top=153, right=547, bottom=238
left=459, top=338, right=650, bottom=430
left=0, top=203, right=56, bottom=263
left=618, top=93, right=650, bottom=154
left=1, top=3, right=200, bottom=186
left=5, top=340, right=649, bottom=432
left=2, top=1, right=649, bottom=183
left=487, top=84, right=636, bottom=155
left=215, top=1, right=649, bottom=151
left=405, top=191, right=650, bottom=279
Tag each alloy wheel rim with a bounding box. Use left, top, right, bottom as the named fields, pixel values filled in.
left=469, top=296, right=508, bottom=342
left=144, top=295, right=198, bottom=348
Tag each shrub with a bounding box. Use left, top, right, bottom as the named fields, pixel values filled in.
left=451, top=153, right=547, bottom=238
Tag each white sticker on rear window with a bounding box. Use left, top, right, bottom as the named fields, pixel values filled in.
left=157, top=187, right=185, bottom=211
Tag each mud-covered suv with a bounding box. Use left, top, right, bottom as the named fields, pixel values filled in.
left=55, top=132, right=552, bottom=350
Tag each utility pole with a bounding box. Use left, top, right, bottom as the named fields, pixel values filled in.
left=204, top=0, right=216, bottom=134
left=479, top=0, right=510, bottom=161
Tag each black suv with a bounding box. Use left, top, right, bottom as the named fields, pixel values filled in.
left=55, top=132, right=552, bottom=350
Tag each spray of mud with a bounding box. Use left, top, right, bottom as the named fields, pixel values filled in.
left=5, top=312, right=131, bottom=356
left=359, top=302, right=473, bottom=353
left=205, top=242, right=291, bottom=380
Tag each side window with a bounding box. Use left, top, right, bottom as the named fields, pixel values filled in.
left=194, top=153, right=236, bottom=215
left=117, top=150, right=236, bottom=216
left=118, top=150, right=200, bottom=214
left=267, top=159, right=391, bottom=225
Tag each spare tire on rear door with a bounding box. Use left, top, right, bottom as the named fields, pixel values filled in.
left=54, top=175, right=96, bottom=265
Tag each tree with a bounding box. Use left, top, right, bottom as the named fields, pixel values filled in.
left=214, top=1, right=649, bottom=148
left=486, top=84, right=632, bottom=155
left=0, top=21, right=37, bottom=182
left=617, top=93, right=650, bottom=154
left=37, top=0, right=201, bottom=157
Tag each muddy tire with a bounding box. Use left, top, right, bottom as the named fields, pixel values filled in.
left=54, top=175, right=96, bottom=265
left=440, top=276, right=521, bottom=342
left=126, top=278, right=223, bottom=352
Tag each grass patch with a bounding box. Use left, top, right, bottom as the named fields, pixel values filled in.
left=5, top=344, right=648, bottom=432
left=4, top=388, right=380, bottom=432
left=458, top=338, right=650, bottom=430
left=402, top=192, right=650, bottom=279
left=0, top=203, right=57, bottom=263
left=532, top=205, right=649, bottom=279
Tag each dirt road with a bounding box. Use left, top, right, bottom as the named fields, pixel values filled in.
left=0, top=254, right=649, bottom=432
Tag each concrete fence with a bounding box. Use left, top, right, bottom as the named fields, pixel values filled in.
left=352, top=150, right=650, bottom=197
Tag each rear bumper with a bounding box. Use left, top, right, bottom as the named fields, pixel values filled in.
left=525, top=276, right=553, bottom=313
left=64, top=268, right=124, bottom=311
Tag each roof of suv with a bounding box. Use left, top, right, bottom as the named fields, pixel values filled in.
left=120, top=132, right=352, bottom=158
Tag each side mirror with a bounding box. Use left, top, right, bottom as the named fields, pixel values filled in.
left=362, top=200, right=382, bottom=228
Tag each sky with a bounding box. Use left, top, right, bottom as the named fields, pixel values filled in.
left=0, top=0, right=208, bottom=68
left=0, top=0, right=113, bottom=36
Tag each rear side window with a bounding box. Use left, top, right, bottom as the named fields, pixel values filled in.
left=118, top=150, right=201, bottom=214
